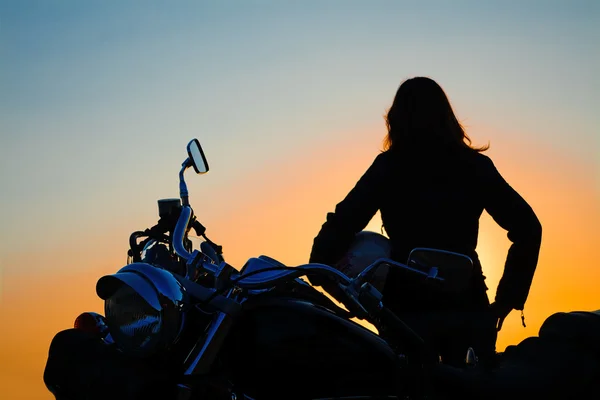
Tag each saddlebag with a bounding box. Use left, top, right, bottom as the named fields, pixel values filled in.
left=44, top=329, right=175, bottom=400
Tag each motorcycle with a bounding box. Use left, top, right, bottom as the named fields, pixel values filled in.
left=44, top=139, right=600, bottom=400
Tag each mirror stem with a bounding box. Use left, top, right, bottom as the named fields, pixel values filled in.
left=179, top=159, right=191, bottom=206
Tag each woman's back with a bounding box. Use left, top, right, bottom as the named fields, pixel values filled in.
left=309, top=76, right=541, bottom=366
left=377, top=146, right=486, bottom=264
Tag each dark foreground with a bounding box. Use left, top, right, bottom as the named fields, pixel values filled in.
left=44, top=310, right=600, bottom=400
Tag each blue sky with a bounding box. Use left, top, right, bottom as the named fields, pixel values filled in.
left=1, top=0, right=598, bottom=260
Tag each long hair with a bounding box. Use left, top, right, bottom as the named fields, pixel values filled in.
left=383, top=77, right=489, bottom=152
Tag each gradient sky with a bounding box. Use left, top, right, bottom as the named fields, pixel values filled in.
left=1, top=1, right=599, bottom=398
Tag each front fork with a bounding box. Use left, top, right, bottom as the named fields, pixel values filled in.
left=176, top=285, right=243, bottom=399
left=175, top=311, right=234, bottom=398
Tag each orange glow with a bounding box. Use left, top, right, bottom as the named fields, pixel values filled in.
left=1, top=129, right=597, bottom=399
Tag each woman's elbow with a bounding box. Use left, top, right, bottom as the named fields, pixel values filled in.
left=507, top=210, right=542, bottom=247
left=529, top=213, right=543, bottom=246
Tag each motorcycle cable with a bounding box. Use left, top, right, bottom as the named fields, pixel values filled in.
left=204, top=265, right=309, bottom=304
left=203, top=265, right=350, bottom=303
left=202, top=265, right=359, bottom=320
left=128, top=229, right=171, bottom=262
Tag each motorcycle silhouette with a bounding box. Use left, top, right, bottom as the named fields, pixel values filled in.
left=43, top=139, right=600, bottom=400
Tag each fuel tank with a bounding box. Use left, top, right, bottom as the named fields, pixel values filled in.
left=221, top=293, right=405, bottom=399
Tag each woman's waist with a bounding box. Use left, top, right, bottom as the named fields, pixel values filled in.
left=390, top=244, right=482, bottom=271
left=382, top=257, right=488, bottom=312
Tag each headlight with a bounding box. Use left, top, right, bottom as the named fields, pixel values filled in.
left=96, top=263, right=188, bottom=357
left=105, top=283, right=162, bottom=353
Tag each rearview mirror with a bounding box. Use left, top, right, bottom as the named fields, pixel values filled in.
left=187, top=139, right=209, bottom=174
left=407, top=248, right=474, bottom=293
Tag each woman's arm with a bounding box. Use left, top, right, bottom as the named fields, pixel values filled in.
left=309, top=153, right=388, bottom=267
left=482, top=156, right=542, bottom=311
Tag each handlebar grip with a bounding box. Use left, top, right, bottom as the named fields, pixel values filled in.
left=200, top=241, right=220, bottom=265
left=128, top=231, right=148, bottom=262
left=191, top=220, right=206, bottom=236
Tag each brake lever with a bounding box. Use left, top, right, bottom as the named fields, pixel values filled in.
left=357, top=282, right=384, bottom=314
left=337, top=282, right=370, bottom=320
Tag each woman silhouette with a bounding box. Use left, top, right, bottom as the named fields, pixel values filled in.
left=309, top=76, right=542, bottom=367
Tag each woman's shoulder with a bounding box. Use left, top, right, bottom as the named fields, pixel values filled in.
left=371, top=149, right=397, bottom=167
left=457, top=148, right=494, bottom=168
left=471, top=151, right=493, bottom=165
left=366, top=151, right=392, bottom=177
left=463, top=151, right=504, bottom=184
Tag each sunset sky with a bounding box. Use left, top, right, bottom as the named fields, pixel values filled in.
left=1, top=1, right=599, bottom=398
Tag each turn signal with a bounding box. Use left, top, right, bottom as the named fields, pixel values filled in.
left=74, top=312, right=108, bottom=335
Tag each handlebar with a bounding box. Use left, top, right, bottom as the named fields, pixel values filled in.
left=234, top=263, right=352, bottom=289
left=171, top=203, right=445, bottom=320
left=173, top=205, right=440, bottom=285
left=173, top=205, right=194, bottom=261
left=174, top=203, right=443, bottom=285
